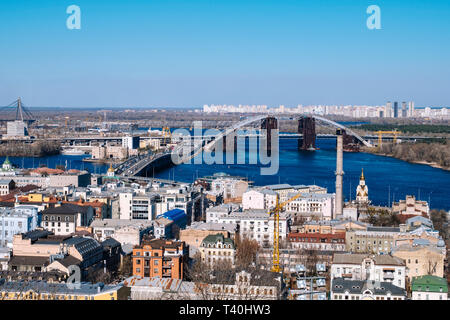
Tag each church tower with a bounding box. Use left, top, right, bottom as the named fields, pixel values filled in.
left=107, top=163, right=115, bottom=177
left=356, top=168, right=369, bottom=204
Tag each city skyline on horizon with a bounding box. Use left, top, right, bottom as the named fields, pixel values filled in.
left=1, top=0, right=450, bottom=108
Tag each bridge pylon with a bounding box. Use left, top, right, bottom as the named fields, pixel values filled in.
left=298, top=117, right=316, bottom=151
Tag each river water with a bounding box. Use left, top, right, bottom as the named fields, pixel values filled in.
left=2, top=138, right=449, bottom=210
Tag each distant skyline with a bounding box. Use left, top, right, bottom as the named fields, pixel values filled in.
left=1, top=0, right=450, bottom=108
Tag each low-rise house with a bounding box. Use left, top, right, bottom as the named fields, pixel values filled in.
left=331, top=253, right=406, bottom=289
left=0, top=179, right=15, bottom=196
left=411, top=275, right=448, bottom=300
left=199, top=234, right=236, bottom=267
left=331, top=278, right=406, bottom=300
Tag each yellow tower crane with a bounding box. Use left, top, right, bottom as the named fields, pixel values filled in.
left=161, top=126, right=171, bottom=145
left=269, top=192, right=305, bottom=273
left=375, top=130, right=400, bottom=147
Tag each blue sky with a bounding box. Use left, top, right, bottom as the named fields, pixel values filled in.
left=0, top=0, right=449, bottom=108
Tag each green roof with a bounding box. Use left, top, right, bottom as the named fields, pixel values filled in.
left=3, top=157, right=11, bottom=165
left=411, top=275, right=448, bottom=293
left=201, top=233, right=235, bottom=249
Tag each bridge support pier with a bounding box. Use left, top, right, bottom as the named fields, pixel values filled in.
left=298, top=117, right=316, bottom=151
left=342, top=129, right=360, bottom=152
left=261, top=117, right=278, bottom=153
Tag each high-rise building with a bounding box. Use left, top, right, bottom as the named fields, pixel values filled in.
left=402, top=102, right=407, bottom=118
left=385, top=101, right=392, bottom=118
left=394, top=102, right=399, bottom=118
left=408, top=101, right=415, bottom=117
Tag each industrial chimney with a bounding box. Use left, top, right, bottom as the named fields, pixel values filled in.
left=335, top=129, right=344, bottom=217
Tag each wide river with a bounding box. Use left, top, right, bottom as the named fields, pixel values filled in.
left=2, top=138, right=449, bottom=210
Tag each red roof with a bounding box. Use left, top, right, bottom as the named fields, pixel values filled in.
left=288, top=232, right=345, bottom=243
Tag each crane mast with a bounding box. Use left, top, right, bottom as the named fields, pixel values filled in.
left=269, top=192, right=305, bottom=273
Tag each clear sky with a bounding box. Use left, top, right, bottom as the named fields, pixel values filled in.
left=0, top=0, right=449, bottom=108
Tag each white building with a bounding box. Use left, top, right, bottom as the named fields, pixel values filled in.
left=331, top=253, right=406, bottom=289
left=206, top=203, right=240, bottom=224
left=242, top=189, right=277, bottom=210
left=284, top=192, right=335, bottom=220
left=216, top=209, right=290, bottom=248
left=210, top=178, right=248, bottom=200
left=0, top=206, right=40, bottom=248
left=119, top=192, right=159, bottom=220
left=90, top=218, right=153, bottom=245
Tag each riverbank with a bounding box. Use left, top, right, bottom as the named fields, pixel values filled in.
left=361, top=142, right=450, bottom=172
left=363, top=150, right=450, bottom=171
left=0, top=141, right=60, bottom=157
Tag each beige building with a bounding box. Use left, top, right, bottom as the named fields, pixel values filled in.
left=346, top=226, right=400, bottom=254
left=180, top=222, right=235, bottom=257
left=199, top=234, right=236, bottom=267
left=392, top=245, right=445, bottom=280
left=91, top=146, right=128, bottom=160
left=392, top=195, right=429, bottom=216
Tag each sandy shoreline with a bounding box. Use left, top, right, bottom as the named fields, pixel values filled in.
left=363, top=151, right=450, bottom=172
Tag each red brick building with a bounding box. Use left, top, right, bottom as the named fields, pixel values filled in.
left=132, top=239, right=186, bottom=279
left=288, top=232, right=346, bottom=251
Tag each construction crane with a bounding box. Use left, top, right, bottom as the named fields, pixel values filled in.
left=375, top=130, right=400, bottom=147
left=161, top=126, right=171, bottom=145
left=269, top=192, right=305, bottom=273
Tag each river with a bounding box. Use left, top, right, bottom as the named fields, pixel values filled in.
left=1, top=138, right=449, bottom=210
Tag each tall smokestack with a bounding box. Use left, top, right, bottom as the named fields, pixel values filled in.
left=335, top=129, right=344, bottom=217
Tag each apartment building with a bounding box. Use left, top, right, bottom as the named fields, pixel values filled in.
left=118, top=192, right=159, bottom=220
left=216, top=209, right=290, bottom=248
left=392, top=244, right=445, bottom=280
left=284, top=192, right=335, bottom=221
left=132, top=239, right=187, bottom=279
left=0, top=206, right=40, bottom=248
left=41, top=203, right=94, bottom=235
left=90, top=218, right=153, bottom=245
left=331, top=253, right=406, bottom=289
left=288, top=232, right=346, bottom=251
left=345, top=226, right=400, bottom=254
left=205, top=203, right=240, bottom=223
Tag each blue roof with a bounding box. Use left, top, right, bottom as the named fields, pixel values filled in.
left=157, top=209, right=186, bottom=221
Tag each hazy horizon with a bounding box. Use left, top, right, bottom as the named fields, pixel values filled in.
left=1, top=0, right=450, bottom=108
